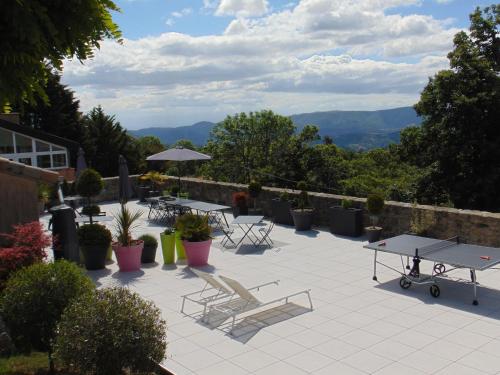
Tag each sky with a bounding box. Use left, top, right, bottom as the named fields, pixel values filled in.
left=61, top=0, right=492, bottom=129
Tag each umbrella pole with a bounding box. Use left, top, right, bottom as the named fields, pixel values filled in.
left=178, top=163, right=181, bottom=194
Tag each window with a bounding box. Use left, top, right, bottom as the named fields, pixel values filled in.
left=37, top=155, right=51, bottom=168
left=0, top=128, right=14, bottom=154
left=36, top=140, right=50, bottom=152
left=52, top=154, right=67, bottom=168
left=15, top=134, right=32, bottom=153
left=18, top=157, right=32, bottom=166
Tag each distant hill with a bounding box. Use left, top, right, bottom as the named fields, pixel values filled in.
left=130, top=107, right=420, bottom=150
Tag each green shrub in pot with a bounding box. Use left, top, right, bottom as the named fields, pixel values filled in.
left=138, top=234, right=158, bottom=263
left=175, top=213, right=212, bottom=266
left=291, top=181, right=314, bottom=231
left=365, top=193, right=385, bottom=242
left=76, top=169, right=104, bottom=223
left=81, top=204, right=101, bottom=217
left=77, top=224, right=112, bottom=270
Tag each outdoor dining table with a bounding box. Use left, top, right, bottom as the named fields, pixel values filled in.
left=147, top=196, right=230, bottom=229
left=74, top=215, right=114, bottom=224
left=231, top=215, right=264, bottom=247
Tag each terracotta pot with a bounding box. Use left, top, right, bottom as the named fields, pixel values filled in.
left=112, top=240, right=143, bottom=272
left=182, top=239, right=212, bottom=267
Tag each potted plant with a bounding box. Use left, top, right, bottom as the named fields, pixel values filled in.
left=175, top=213, right=212, bottom=267
left=365, top=193, right=385, bottom=243
left=271, top=192, right=295, bottom=225
left=145, top=171, right=167, bottom=197
left=76, top=169, right=104, bottom=224
left=81, top=204, right=101, bottom=217
left=112, top=203, right=144, bottom=272
left=232, top=191, right=249, bottom=217
left=37, top=183, right=50, bottom=214
left=248, top=180, right=262, bottom=214
left=160, top=227, right=176, bottom=264
left=138, top=174, right=152, bottom=202
left=77, top=223, right=112, bottom=270
left=139, top=234, right=158, bottom=263
left=290, top=181, right=314, bottom=231
left=329, top=199, right=363, bottom=237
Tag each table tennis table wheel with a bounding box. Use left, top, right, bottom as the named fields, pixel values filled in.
left=430, top=284, right=440, bottom=298
left=433, top=263, right=446, bottom=275
left=399, top=277, right=411, bottom=289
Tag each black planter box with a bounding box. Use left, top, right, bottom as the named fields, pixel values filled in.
left=271, top=199, right=294, bottom=225
left=232, top=206, right=248, bottom=218
left=329, top=206, right=363, bottom=237
left=141, top=245, right=157, bottom=263
left=291, top=209, right=314, bottom=231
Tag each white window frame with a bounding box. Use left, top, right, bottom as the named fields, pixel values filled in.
left=0, top=129, right=69, bottom=170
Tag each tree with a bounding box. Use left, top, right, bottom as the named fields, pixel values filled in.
left=0, top=0, right=121, bottom=109
left=401, top=5, right=500, bottom=210
left=82, top=106, right=141, bottom=177
left=136, top=136, right=166, bottom=171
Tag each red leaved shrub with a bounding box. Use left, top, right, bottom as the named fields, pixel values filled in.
left=0, top=222, right=51, bottom=287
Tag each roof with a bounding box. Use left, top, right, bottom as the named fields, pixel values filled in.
left=0, top=118, right=79, bottom=153
left=0, top=157, right=59, bottom=183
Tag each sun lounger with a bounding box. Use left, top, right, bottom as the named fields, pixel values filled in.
left=180, top=269, right=280, bottom=319
left=207, top=275, right=313, bottom=335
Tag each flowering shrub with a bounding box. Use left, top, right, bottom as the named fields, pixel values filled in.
left=0, top=222, right=51, bottom=287
left=232, top=191, right=249, bottom=208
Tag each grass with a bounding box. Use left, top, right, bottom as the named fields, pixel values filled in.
left=0, top=352, right=66, bottom=375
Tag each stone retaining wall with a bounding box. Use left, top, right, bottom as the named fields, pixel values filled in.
left=98, top=176, right=500, bottom=247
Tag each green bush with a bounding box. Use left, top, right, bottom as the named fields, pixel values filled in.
left=81, top=204, right=101, bottom=216
left=54, top=287, right=167, bottom=375
left=341, top=199, right=354, bottom=209
left=366, top=193, right=385, bottom=216
left=248, top=180, right=262, bottom=198
left=296, top=180, right=308, bottom=191
left=76, top=169, right=104, bottom=200
left=279, top=192, right=292, bottom=202
left=0, top=261, right=94, bottom=367
left=138, top=234, right=158, bottom=249
left=175, top=213, right=211, bottom=242
left=77, top=224, right=112, bottom=248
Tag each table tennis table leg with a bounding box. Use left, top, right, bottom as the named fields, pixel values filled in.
left=470, top=269, right=478, bottom=305
left=373, top=249, right=378, bottom=281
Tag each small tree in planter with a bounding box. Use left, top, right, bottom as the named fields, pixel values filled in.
left=160, top=227, right=175, bottom=264
left=290, top=181, right=314, bottom=231
left=232, top=191, right=249, bottom=217
left=365, top=193, right=385, bottom=243
left=76, top=169, right=104, bottom=224
left=55, top=287, right=166, bottom=375
left=248, top=180, right=262, bottom=212
left=138, top=234, right=158, bottom=263
left=77, top=224, right=112, bottom=270
left=175, top=213, right=212, bottom=267
left=112, top=204, right=144, bottom=272
left=329, top=199, right=363, bottom=237
left=271, top=192, right=295, bottom=225
left=37, top=183, right=50, bottom=214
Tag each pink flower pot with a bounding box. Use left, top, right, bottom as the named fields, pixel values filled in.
left=113, top=241, right=143, bottom=272
left=182, top=239, right=212, bottom=267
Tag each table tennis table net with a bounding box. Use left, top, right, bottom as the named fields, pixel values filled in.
left=416, top=236, right=459, bottom=257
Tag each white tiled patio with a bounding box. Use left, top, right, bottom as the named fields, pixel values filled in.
left=42, top=200, right=500, bottom=374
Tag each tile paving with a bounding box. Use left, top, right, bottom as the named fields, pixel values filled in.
left=41, top=200, right=500, bottom=374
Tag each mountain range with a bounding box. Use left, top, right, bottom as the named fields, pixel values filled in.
left=130, top=107, right=421, bottom=150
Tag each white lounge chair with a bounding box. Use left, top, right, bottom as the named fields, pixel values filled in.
left=208, top=275, right=313, bottom=335
left=180, top=269, right=279, bottom=319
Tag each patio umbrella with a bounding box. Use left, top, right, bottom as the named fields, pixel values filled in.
left=75, top=147, right=87, bottom=180
left=119, top=154, right=133, bottom=203
left=146, top=146, right=211, bottom=189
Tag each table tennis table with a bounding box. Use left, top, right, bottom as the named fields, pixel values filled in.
left=364, top=234, right=500, bottom=305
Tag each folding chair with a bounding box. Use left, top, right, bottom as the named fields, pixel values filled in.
left=255, top=220, right=275, bottom=247
left=208, top=276, right=313, bottom=335
left=220, top=225, right=237, bottom=248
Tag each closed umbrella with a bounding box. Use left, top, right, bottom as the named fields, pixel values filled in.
left=119, top=155, right=133, bottom=203
left=75, top=147, right=87, bottom=179
left=146, top=146, right=211, bottom=190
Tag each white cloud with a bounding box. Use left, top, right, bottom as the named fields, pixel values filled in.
left=62, top=0, right=460, bottom=128
left=215, top=0, right=269, bottom=17
left=171, top=8, right=192, bottom=18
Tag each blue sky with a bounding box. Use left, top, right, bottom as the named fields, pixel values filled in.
left=62, top=0, right=493, bottom=129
